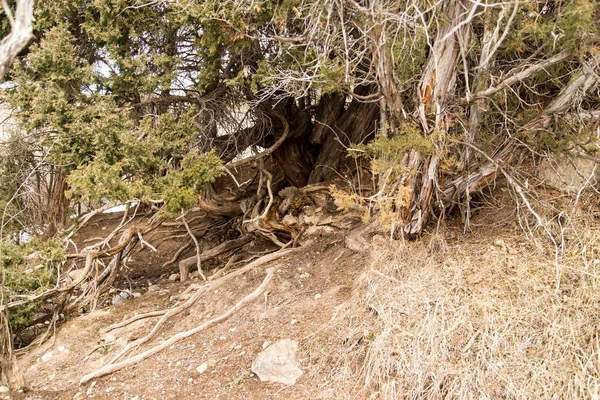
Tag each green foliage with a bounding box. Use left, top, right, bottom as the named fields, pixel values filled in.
left=359, top=124, right=433, bottom=173
left=160, top=150, right=224, bottom=215
left=1, top=239, right=64, bottom=330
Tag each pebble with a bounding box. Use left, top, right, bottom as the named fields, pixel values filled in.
left=314, top=293, right=322, bottom=300
left=0, top=387, right=8, bottom=394
left=147, top=285, right=160, bottom=292
left=168, top=273, right=180, bottom=281
left=103, top=334, right=116, bottom=343
left=196, top=363, right=208, bottom=374
left=290, top=319, right=298, bottom=325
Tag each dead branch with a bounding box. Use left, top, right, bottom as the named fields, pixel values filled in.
left=80, top=267, right=276, bottom=384
left=465, top=49, right=571, bottom=103
left=178, top=234, right=254, bottom=282
left=0, top=0, right=33, bottom=79
left=226, top=111, right=289, bottom=169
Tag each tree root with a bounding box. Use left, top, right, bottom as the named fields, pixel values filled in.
left=103, top=247, right=297, bottom=365
left=102, top=310, right=165, bottom=334
left=178, top=234, right=254, bottom=282
left=80, top=267, right=276, bottom=385
left=161, top=240, right=193, bottom=267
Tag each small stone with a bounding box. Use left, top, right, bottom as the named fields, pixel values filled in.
left=290, top=319, right=298, bottom=325
left=299, top=272, right=311, bottom=279
left=147, top=284, right=160, bottom=292
left=68, top=269, right=86, bottom=281
left=41, top=351, right=54, bottom=362
left=112, top=290, right=133, bottom=306
left=196, top=363, right=208, bottom=374
left=0, top=386, right=8, bottom=394
left=72, top=392, right=84, bottom=399
left=493, top=238, right=506, bottom=248
left=58, top=345, right=70, bottom=353
left=282, top=214, right=299, bottom=225
left=314, top=293, right=322, bottom=300
left=168, top=273, right=180, bottom=281
left=262, top=341, right=271, bottom=349
left=371, top=234, right=386, bottom=246
left=103, top=334, right=116, bottom=343
left=234, top=344, right=242, bottom=350
left=132, top=292, right=142, bottom=298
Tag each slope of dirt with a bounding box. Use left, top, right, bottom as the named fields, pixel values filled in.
left=10, top=191, right=599, bottom=400
left=14, top=226, right=367, bottom=399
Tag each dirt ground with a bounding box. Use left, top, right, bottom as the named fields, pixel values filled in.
left=11, top=216, right=367, bottom=400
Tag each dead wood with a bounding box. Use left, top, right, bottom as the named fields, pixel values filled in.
left=178, top=234, right=254, bottom=282
left=181, top=214, right=206, bottom=281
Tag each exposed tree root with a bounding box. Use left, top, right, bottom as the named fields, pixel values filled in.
left=181, top=214, right=206, bottom=280
left=104, top=247, right=297, bottom=364
left=178, top=234, right=254, bottom=282
left=102, top=311, right=165, bottom=334
left=161, top=240, right=193, bottom=267
left=80, top=267, right=276, bottom=385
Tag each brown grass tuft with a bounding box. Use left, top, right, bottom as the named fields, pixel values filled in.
left=305, top=208, right=600, bottom=399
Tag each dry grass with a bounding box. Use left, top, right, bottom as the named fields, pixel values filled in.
left=306, top=202, right=600, bottom=399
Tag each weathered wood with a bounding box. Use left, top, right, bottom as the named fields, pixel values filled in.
left=178, top=234, right=254, bottom=282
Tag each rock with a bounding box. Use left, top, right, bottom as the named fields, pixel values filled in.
left=147, top=284, right=160, bottom=292
left=298, top=272, right=311, bottom=279
left=262, top=341, right=271, bottom=349
left=282, top=214, right=299, bottom=225
left=251, top=339, right=303, bottom=385
left=68, top=268, right=86, bottom=281
left=72, top=391, right=84, bottom=399
left=41, top=351, right=54, bottom=362
left=0, top=386, right=8, bottom=394
left=309, top=192, right=329, bottom=208
left=132, top=292, right=142, bottom=298
left=196, top=363, right=208, bottom=374
left=278, top=186, right=299, bottom=215
left=539, top=152, right=600, bottom=193
left=112, top=291, right=132, bottom=305
left=168, top=273, right=180, bottom=281
left=103, top=334, right=116, bottom=343
left=57, top=345, right=70, bottom=353
left=314, top=293, right=322, bottom=300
